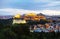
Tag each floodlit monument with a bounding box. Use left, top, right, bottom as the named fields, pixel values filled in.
left=13, top=14, right=26, bottom=24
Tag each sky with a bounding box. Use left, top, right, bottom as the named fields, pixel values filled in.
left=0, top=0, right=60, bottom=15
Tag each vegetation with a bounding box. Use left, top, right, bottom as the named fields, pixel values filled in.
left=0, top=19, right=60, bottom=39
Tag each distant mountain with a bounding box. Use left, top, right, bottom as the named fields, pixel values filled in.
left=0, top=13, right=60, bottom=19
left=0, top=15, right=13, bottom=19
left=37, top=13, right=45, bottom=16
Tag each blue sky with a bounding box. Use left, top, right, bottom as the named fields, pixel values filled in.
left=0, top=0, right=60, bottom=15
left=0, top=0, right=60, bottom=10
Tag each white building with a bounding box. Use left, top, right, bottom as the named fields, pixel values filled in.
left=13, top=19, right=26, bottom=24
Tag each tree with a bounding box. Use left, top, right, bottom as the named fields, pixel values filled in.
left=39, top=19, right=49, bottom=24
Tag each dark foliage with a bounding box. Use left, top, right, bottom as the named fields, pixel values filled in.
left=0, top=19, right=60, bottom=39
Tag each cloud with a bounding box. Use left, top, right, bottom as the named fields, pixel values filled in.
left=40, top=10, right=60, bottom=15
left=0, top=8, right=39, bottom=15
left=0, top=8, right=60, bottom=16
left=42, top=1, right=60, bottom=7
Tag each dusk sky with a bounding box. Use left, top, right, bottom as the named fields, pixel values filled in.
left=0, top=0, right=60, bottom=15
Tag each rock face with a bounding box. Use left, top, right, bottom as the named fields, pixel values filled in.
left=13, top=14, right=21, bottom=19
